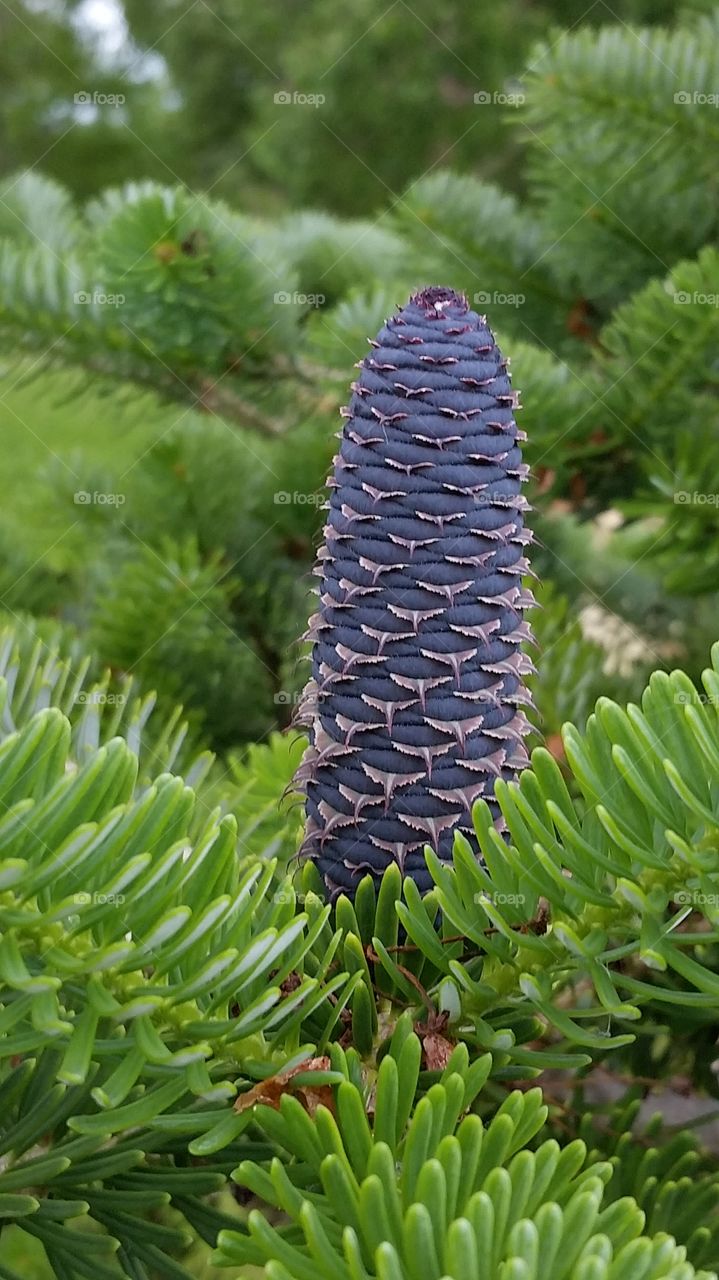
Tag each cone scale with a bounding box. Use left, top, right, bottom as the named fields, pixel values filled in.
left=295, top=286, right=535, bottom=897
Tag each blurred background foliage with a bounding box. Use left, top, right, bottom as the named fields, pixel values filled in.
left=0, top=0, right=681, bottom=210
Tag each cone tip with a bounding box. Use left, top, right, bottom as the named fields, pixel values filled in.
left=409, top=285, right=469, bottom=314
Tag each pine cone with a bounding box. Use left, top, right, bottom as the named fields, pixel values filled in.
left=295, top=286, right=536, bottom=897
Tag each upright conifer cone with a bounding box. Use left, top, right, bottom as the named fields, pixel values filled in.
left=295, top=286, right=536, bottom=897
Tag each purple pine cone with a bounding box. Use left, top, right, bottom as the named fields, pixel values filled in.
left=295, top=286, right=536, bottom=897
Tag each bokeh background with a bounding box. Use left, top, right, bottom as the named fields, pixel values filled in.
left=0, top=1, right=718, bottom=1268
